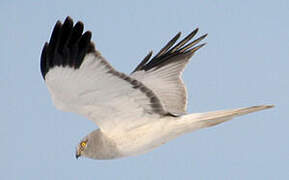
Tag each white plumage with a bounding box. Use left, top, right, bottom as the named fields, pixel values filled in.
left=41, top=17, right=273, bottom=160
left=46, top=53, right=164, bottom=133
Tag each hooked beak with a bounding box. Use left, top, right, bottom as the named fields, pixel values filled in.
left=75, top=149, right=81, bottom=159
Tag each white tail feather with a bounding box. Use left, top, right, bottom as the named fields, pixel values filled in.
left=175, top=105, right=274, bottom=134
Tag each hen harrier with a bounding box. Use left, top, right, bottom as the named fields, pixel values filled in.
left=40, top=17, right=273, bottom=160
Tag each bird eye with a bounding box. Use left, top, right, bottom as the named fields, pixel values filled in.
left=81, top=141, right=87, bottom=148
left=79, top=140, right=87, bottom=151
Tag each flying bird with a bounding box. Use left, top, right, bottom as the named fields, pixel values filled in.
left=40, top=17, right=273, bottom=160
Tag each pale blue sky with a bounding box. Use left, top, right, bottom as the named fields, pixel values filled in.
left=1, top=0, right=288, bottom=179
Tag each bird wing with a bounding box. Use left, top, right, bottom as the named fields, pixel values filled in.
left=41, top=17, right=168, bottom=133
left=131, top=29, right=207, bottom=115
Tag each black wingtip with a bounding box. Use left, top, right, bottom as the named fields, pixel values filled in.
left=154, top=32, right=182, bottom=59
left=178, top=33, right=207, bottom=53
left=132, top=28, right=207, bottom=73
left=65, top=16, right=73, bottom=22
left=202, top=33, right=208, bottom=39
left=132, top=51, right=153, bottom=73
left=40, top=17, right=95, bottom=79
left=188, top=43, right=207, bottom=54
left=40, top=42, right=49, bottom=79
left=169, top=28, right=199, bottom=53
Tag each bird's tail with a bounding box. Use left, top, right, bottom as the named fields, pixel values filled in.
left=174, top=105, right=274, bottom=134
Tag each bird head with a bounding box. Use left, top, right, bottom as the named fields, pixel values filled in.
left=75, top=129, right=119, bottom=160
